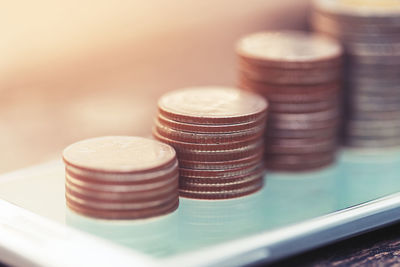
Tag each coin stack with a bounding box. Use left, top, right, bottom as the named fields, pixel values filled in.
left=63, top=136, right=179, bottom=220
left=153, top=86, right=268, bottom=199
left=236, top=31, right=343, bottom=171
left=312, top=0, right=400, bottom=148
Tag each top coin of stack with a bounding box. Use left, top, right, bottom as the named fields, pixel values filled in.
left=153, top=86, right=268, bottom=199
left=63, top=136, right=179, bottom=220
left=312, top=0, right=400, bottom=148
left=236, top=31, right=343, bottom=171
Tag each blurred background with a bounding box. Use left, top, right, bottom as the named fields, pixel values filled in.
left=0, top=0, right=309, bottom=173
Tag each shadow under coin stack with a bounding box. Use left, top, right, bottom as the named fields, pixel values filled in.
left=236, top=31, right=343, bottom=171
left=312, top=0, right=400, bottom=148
left=153, top=86, right=268, bottom=199
left=62, top=136, right=179, bottom=220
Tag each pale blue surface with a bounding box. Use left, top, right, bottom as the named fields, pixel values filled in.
left=66, top=149, right=400, bottom=258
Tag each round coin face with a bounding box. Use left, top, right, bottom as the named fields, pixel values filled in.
left=236, top=31, right=342, bottom=68
left=158, top=86, right=268, bottom=124
left=63, top=136, right=176, bottom=173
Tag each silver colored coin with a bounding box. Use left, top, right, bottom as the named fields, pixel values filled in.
left=348, top=110, right=400, bottom=120
left=347, top=126, right=400, bottom=138
left=349, top=102, right=400, bottom=113
left=344, top=136, right=400, bottom=148
left=346, top=119, right=400, bottom=129
left=312, top=0, right=400, bottom=25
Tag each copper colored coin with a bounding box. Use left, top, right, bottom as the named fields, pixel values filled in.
left=268, top=118, right=339, bottom=131
left=178, top=150, right=264, bottom=170
left=67, top=198, right=179, bottom=220
left=180, top=176, right=263, bottom=192
left=266, top=127, right=337, bottom=139
left=265, top=138, right=337, bottom=154
left=65, top=180, right=178, bottom=202
left=158, top=86, right=268, bottom=125
left=174, top=141, right=264, bottom=162
left=236, top=31, right=342, bottom=69
left=265, top=151, right=335, bottom=166
left=66, top=191, right=179, bottom=210
left=153, top=128, right=262, bottom=151
left=239, top=80, right=341, bottom=103
left=154, top=123, right=265, bottom=144
left=180, top=167, right=265, bottom=184
left=268, top=98, right=340, bottom=113
left=156, top=114, right=267, bottom=134
left=269, top=109, right=339, bottom=122
left=63, top=136, right=177, bottom=174
left=238, top=75, right=341, bottom=96
left=265, top=157, right=335, bottom=172
left=66, top=172, right=178, bottom=193
left=179, top=179, right=263, bottom=200
left=239, top=65, right=341, bottom=85
left=179, top=163, right=261, bottom=178
left=65, top=160, right=178, bottom=184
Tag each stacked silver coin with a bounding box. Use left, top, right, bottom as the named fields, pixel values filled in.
left=312, top=0, right=400, bottom=148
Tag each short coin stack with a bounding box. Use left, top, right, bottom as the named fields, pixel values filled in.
left=153, top=86, right=268, bottom=199
left=63, top=136, right=179, bottom=220
left=236, top=31, right=343, bottom=171
left=312, top=0, right=400, bottom=148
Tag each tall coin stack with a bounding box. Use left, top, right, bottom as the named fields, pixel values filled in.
left=236, top=31, right=343, bottom=171
left=312, top=0, right=400, bottom=148
left=63, top=136, right=179, bottom=220
left=153, top=86, right=268, bottom=199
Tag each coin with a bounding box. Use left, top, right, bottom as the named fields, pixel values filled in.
left=63, top=136, right=177, bottom=174
left=312, top=0, right=400, bottom=25
left=344, top=136, right=400, bottom=148
left=154, top=120, right=265, bottom=144
left=180, top=176, right=263, bottom=192
left=65, top=160, right=179, bottom=184
left=265, top=153, right=335, bottom=171
left=266, top=127, right=338, bottom=139
left=179, top=163, right=261, bottom=178
left=180, top=168, right=265, bottom=184
left=158, top=86, right=268, bottom=125
left=175, top=141, right=264, bottom=162
left=236, top=31, right=342, bottom=69
left=65, top=181, right=178, bottom=202
left=266, top=137, right=337, bottom=154
left=66, top=172, right=178, bottom=193
left=268, top=98, right=339, bottom=113
left=179, top=179, right=263, bottom=200
left=268, top=109, right=339, bottom=122
left=67, top=198, right=179, bottom=220
left=156, top=114, right=267, bottom=134
left=239, top=63, right=341, bottom=85
left=153, top=128, right=262, bottom=151
left=63, top=136, right=180, bottom=220
left=178, top=150, right=264, bottom=170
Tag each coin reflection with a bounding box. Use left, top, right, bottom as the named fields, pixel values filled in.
left=176, top=189, right=264, bottom=252
left=66, top=208, right=178, bottom=257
